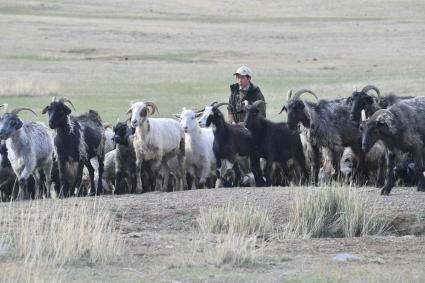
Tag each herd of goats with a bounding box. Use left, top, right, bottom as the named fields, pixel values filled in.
left=0, top=84, right=424, bottom=201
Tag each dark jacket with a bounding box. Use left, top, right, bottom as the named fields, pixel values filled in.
left=228, top=82, right=266, bottom=123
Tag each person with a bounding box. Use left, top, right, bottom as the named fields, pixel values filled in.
left=228, top=66, right=266, bottom=125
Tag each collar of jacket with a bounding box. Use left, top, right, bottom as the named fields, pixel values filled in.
left=230, top=82, right=257, bottom=97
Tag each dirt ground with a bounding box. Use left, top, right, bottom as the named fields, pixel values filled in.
left=2, top=186, right=424, bottom=282
left=1, top=0, right=425, bottom=282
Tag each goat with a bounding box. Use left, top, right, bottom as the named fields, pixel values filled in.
left=244, top=100, right=309, bottom=186
left=42, top=97, right=106, bottom=197
left=112, top=121, right=137, bottom=194
left=0, top=106, right=54, bottom=200
left=176, top=108, right=216, bottom=189
left=350, top=84, right=414, bottom=125
left=198, top=102, right=263, bottom=187
left=280, top=89, right=367, bottom=186
left=361, top=97, right=425, bottom=195
left=128, top=101, right=186, bottom=192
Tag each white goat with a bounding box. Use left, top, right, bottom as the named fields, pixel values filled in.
left=128, top=101, right=186, bottom=191
left=0, top=106, right=54, bottom=199
left=176, top=108, right=215, bottom=189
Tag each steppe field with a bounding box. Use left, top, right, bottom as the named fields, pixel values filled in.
left=1, top=0, right=425, bottom=282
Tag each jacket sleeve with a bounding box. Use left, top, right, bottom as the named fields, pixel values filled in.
left=256, top=88, right=267, bottom=118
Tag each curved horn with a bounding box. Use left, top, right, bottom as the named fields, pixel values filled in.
left=252, top=100, right=266, bottom=108
left=10, top=107, right=38, bottom=117
left=361, top=85, right=381, bottom=97
left=292, top=89, right=319, bottom=101
left=195, top=107, right=205, bottom=113
left=286, top=89, right=293, bottom=101
left=58, top=97, right=76, bottom=111
left=210, top=101, right=218, bottom=106
left=214, top=102, right=230, bottom=109
left=371, top=109, right=394, bottom=121
left=145, top=102, right=159, bottom=115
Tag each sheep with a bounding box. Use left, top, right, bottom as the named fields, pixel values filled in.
left=350, top=84, right=414, bottom=125
left=128, top=101, right=186, bottom=192
left=42, top=97, right=106, bottom=197
left=198, top=102, right=263, bottom=187
left=361, top=97, right=425, bottom=194
left=0, top=106, right=54, bottom=200
left=280, top=89, right=367, bottom=186
left=112, top=121, right=137, bottom=194
left=176, top=108, right=216, bottom=189
left=244, top=100, right=309, bottom=186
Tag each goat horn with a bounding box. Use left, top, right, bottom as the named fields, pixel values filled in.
left=51, top=96, right=57, bottom=102
left=371, top=109, right=394, bottom=120
left=286, top=89, right=293, bottom=101
left=145, top=102, right=159, bottom=115
left=10, top=107, right=38, bottom=117
left=252, top=100, right=266, bottom=108
left=361, top=85, right=381, bottom=97
left=58, top=98, right=76, bottom=111
left=292, top=89, right=319, bottom=101
left=214, top=102, right=230, bottom=109
left=0, top=104, right=8, bottom=114
left=195, top=107, right=205, bottom=113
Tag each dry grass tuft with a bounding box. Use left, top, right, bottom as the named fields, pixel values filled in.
left=283, top=186, right=389, bottom=239
left=194, top=202, right=269, bottom=268
left=197, top=202, right=272, bottom=236
left=0, top=198, right=123, bottom=267
left=208, top=233, right=261, bottom=267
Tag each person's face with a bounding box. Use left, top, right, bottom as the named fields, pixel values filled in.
left=236, top=74, right=250, bottom=88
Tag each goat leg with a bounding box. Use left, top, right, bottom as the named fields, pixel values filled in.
left=311, top=145, right=321, bottom=186
left=381, top=151, right=395, bottom=195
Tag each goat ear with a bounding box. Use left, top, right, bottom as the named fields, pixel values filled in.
left=174, top=114, right=181, bottom=119
left=64, top=106, right=72, bottom=115
left=41, top=106, right=49, bottom=114
left=15, top=119, right=23, bottom=130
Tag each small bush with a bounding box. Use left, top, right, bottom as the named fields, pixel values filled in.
left=197, top=202, right=272, bottom=236
left=283, top=186, right=388, bottom=238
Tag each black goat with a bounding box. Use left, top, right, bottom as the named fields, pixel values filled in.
left=350, top=85, right=414, bottom=125
left=361, top=97, right=425, bottom=195
left=244, top=100, right=309, bottom=186
left=281, top=89, right=366, bottom=186
left=112, top=121, right=137, bottom=194
left=198, top=102, right=263, bottom=187
left=42, top=98, right=106, bottom=197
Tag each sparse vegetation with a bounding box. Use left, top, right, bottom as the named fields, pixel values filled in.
left=197, top=202, right=272, bottom=236
left=207, top=233, right=261, bottom=267
left=0, top=198, right=123, bottom=267
left=283, top=186, right=389, bottom=239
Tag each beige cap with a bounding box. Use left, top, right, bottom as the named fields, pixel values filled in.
left=233, top=66, right=252, bottom=77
